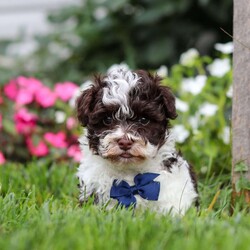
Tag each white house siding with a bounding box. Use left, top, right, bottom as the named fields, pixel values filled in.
left=0, top=0, right=81, bottom=56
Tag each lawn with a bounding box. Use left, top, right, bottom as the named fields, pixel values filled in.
left=0, top=163, right=250, bottom=250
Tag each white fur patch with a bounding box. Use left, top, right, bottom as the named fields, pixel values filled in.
left=102, top=65, right=140, bottom=117
left=77, top=130, right=198, bottom=216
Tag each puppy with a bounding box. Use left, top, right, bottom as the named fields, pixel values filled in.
left=76, top=65, right=198, bottom=215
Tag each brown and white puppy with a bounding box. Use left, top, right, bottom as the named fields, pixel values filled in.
left=76, top=65, right=198, bottom=215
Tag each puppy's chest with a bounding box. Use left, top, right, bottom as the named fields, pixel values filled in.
left=91, top=166, right=189, bottom=203
left=78, top=157, right=197, bottom=215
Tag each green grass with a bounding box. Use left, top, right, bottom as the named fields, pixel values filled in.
left=1, top=163, right=250, bottom=250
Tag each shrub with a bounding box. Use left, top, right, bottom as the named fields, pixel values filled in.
left=0, top=78, right=81, bottom=163
left=18, top=0, right=232, bottom=83
left=167, top=42, right=232, bottom=175
left=0, top=42, right=232, bottom=175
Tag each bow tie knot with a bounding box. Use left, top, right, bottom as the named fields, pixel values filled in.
left=110, top=173, right=160, bottom=208
left=130, top=185, right=139, bottom=195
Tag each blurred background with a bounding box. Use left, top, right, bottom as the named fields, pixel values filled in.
left=0, top=0, right=233, bottom=176
left=0, top=0, right=232, bottom=83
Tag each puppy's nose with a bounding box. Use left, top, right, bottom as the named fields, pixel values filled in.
left=117, top=138, right=133, bottom=150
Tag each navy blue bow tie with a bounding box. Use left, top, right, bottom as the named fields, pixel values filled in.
left=110, top=173, right=160, bottom=208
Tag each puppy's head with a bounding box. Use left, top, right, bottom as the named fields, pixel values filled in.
left=76, top=66, right=177, bottom=165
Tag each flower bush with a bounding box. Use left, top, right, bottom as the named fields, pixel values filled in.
left=0, top=77, right=81, bottom=163
left=0, top=42, right=233, bottom=174
left=166, top=42, right=233, bottom=175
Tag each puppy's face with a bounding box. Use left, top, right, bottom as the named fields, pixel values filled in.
left=76, top=68, right=177, bottom=165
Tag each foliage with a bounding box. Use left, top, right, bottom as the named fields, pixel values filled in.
left=0, top=42, right=232, bottom=176
left=166, top=43, right=233, bottom=175
left=0, top=77, right=81, bottom=163
left=14, top=0, right=233, bottom=83
left=234, top=162, right=250, bottom=193
left=1, top=163, right=250, bottom=250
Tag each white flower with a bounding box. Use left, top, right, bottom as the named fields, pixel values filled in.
left=48, top=42, right=71, bottom=60
left=156, top=65, right=168, bottom=77
left=179, top=48, right=199, bottom=66
left=6, top=40, right=38, bottom=56
left=214, top=42, right=234, bottom=54
left=220, top=126, right=231, bottom=144
left=189, top=113, right=200, bottom=131
left=226, top=85, right=233, bottom=98
left=207, top=58, right=231, bottom=77
left=172, top=125, right=190, bottom=143
left=199, top=102, right=218, bottom=116
left=175, top=98, right=189, bottom=112
left=55, top=111, right=66, bottom=123
left=182, top=75, right=207, bottom=95
left=94, top=7, right=108, bottom=20
left=200, top=166, right=208, bottom=174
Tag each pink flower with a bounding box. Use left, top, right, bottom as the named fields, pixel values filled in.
left=16, top=77, right=43, bottom=105
left=15, top=88, right=34, bottom=105
left=4, top=76, right=44, bottom=105
left=54, top=82, right=78, bottom=101
left=26, top=137, right=49, bottom=157
left=35, top=86, right=57, bottom=108
left=14, top=108, right=37, bottom=135
left=66, top=117, right=77, bottom=130
left=4, top=79, right=19, bottom=101
left=17, top=76, right=43, bottom=92
left=67, top=144, right=82, bottom=162
left=44, top=132, right=67, bottom=148
left=0, top=152, right=6, bottom=165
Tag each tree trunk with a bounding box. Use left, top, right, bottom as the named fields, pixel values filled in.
left=232, top=0, right=250, bottom=205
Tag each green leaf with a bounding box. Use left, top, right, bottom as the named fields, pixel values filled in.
left=234, top=162, right=248, bottom=173
left=2, top=118, right=16, bottom=135
left=104, top=0, right=127, bottom=12
left=235, top=176, right=250, bottom=192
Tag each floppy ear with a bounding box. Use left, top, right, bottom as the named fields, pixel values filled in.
left=159, top=85, right=178, bottom=120
left=76, top=75, right=105, bottom=126
left=76, top=87, right=95, bottom=126
left=135, top=71, right=177, bottom=120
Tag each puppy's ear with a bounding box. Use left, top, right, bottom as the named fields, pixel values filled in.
left=76, top=87, right=95, bottom=126
left=136, top=70, right=177, bottom=120
left=76, top=75, right=105, bottom=126
left=159, top=85, right=178, bottom=120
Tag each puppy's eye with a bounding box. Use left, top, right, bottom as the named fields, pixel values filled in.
left=138, top=117, right=150, bottom=125
left=103, top=116, right=113, bottom=126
